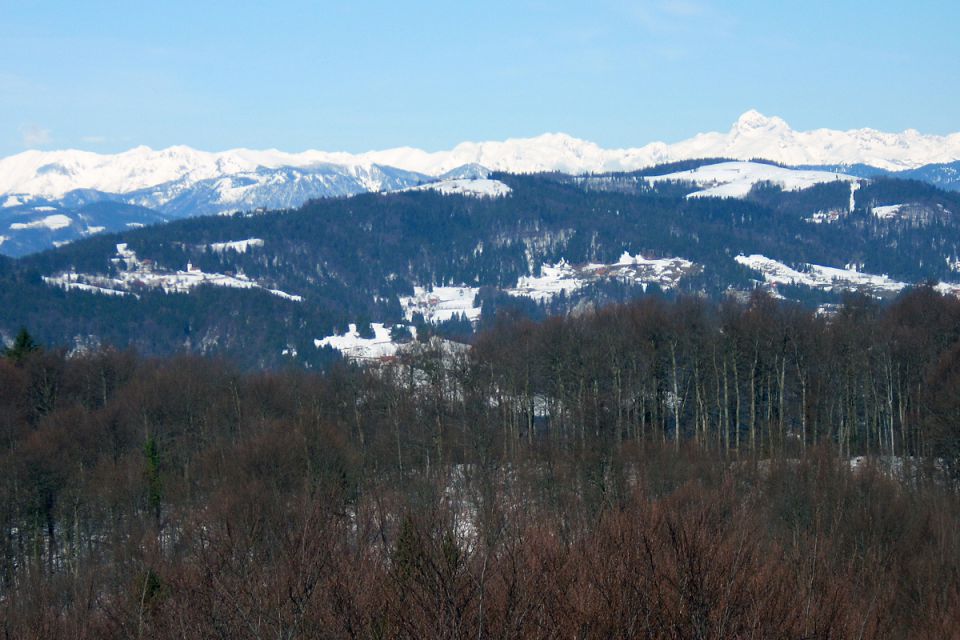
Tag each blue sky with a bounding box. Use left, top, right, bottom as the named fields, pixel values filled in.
left=1, top=1, right=957, bottom=156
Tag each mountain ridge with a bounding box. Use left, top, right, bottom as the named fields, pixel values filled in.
left=4, top=111, right=960, bottom=200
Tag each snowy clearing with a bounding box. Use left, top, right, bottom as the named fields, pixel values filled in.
left=508, top=252, right=697, bottom=302
left=402, top=178, right=512, bottom=198
left=871, top=204, right=904, bottom=219
left=9, top=213, right=72, bottom=231
left=315, top=323, right=406, bottom=361
left=735, top=254, right=907, bottom=295
left=644, top=161, right=858, bottom=199
left=43, top=243, right=302, bottom=301
left=400, top=286, right=482, bottom=324
left=315, top=325, right=471, bottom=366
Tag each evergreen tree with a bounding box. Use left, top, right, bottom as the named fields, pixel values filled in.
left=4, top=327, right=39, bottom=364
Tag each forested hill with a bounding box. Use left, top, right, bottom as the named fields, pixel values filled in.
left=2, top=291, right=960, bottom=636
left=3, top=162, right=960, bottom=367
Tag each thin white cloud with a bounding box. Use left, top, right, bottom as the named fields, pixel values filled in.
left=81, top=135, right=107, bottom=144
left=21, top=124, right=52, bottom=147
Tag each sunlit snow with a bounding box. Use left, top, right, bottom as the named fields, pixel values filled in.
left=400, top=286, right=482, bottom=324
left=508, top=252, right=696, bottom=302
left=735, top=254, right=907, bottom=295
left=43, top=243, right=303, bottom=301
left=315, top=323, right=416, bottom=361
left=4, top=111, right=960, bottom=200
left=644, top=162, right=858, bottom=199
left=403, top=178, right=512, bottom=198
left=209, top=238, right=264, bottom=253
left=872, top=204, right=904, bottom=219
left=9, top=214, right=72, bottom=231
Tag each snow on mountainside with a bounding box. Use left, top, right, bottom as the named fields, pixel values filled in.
left=509, top=253, right=697, bottom=302
left=644, top=161, right=858, bottom=199
left=735, top=254, right=909, bottom=296
left=43, top=243, right=302, bottom=301
left=403, top=178, right=512, bottom=198
left=3, top=111, right=960, bottom=200
left=2, top=111, right=960, bottom=257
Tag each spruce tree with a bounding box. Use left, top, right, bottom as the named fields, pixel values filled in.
left=4, top=327, right=39, bottom=364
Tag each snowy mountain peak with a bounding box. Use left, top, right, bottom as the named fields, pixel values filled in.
left=732, top=110, right=790, bottom=134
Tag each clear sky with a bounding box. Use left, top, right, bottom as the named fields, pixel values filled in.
left=1, top=0, right=957, bottom=156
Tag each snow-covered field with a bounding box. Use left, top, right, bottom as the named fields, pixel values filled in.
left=314, top=324, right=471, bottom=364
left=399, top=286, right=482, bottom=324
left=9, top=213, right=73, bottom=231
left=509, top=261, right=585, bottom=302
left=735, top=254, right=908, bottom=295
left=872, top=204, right=904, bottom=219
left=402, top=178, right=512, bottom=198
left=43, top=243, right=302, bottom=301
left=508, top=252, right=696, bottom=302
left=315, top=323, right=412, bottom=361
left=644, top=161, right=858, bottom=199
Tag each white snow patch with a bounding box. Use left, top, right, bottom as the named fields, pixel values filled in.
left=644, top=161, right=858, bottom=199
left=403, top=178, right=512, bottom=198
left=315, top=323, right=415, bottom=361
left=400, top=286, right=482, bottom=324
left=209, top=238, right=264, bottom=253
left=849, top=181, right=860, bottom=212
left=805, top=209, right=843, bottom=224
left=84, top=226, right=106, bottom=234
left=508, top=252, right=696, bottom=302
left=872, top=204, right=904, bottom=219
left=267, top=289, right=303, bottom=302
left=10, top=213, right=72, bottom=231
left=509, top=260, right=585, bottom=302
left=43, top=243, right=302, bottom=301
left=735, top=254, right=907, bottom=295
left=935, top=282, right=960, bottom=297
left=43, top=273, right=134, bottom=297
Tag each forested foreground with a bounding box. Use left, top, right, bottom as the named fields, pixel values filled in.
left=3, top=288, right=960, bottom=638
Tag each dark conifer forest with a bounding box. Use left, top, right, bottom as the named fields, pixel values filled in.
left=4, top=168, right=960, bottom=368
left=2, top=288, right=960, bottom=638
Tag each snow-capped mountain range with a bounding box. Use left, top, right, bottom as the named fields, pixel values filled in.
left=3, top=110, right=960, bottom=200
left=1, top=110, right=960, bottom=256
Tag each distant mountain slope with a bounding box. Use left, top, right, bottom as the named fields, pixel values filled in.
left=3, top=113, right=960, bottom=255
left=3, top=167, right=960, bottom=367
left=799, top=160, right=960, bottom=192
